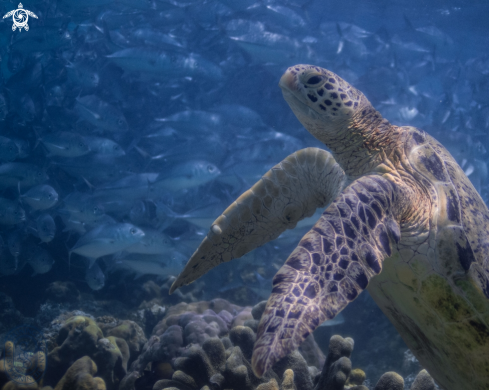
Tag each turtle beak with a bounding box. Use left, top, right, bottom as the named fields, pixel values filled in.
left=279, top=68, right=299, bottom=92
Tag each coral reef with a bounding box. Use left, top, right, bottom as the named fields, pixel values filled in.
left=45, top=282, right=81, bottom=304
left=0, top=293, right=24, bottom=334
left=119, top=299, right=326, bottom=390
left=1, top=297, right=437, bottom=390
left=313, top=335, right=355, bottom=390
left=54, top=356, right=104, bottom=390
left=42, top=313, right=144, bottom=390
left=98, top=319, right=147, bottom=362
left=372, top=369, right=436, bottom=390
left=0, top=341, right=46, bottom=390
left=45, top=316, right=104, bottom=386
left=117, top=299, right=435, bottom=390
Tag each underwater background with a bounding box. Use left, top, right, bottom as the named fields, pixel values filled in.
left=0, top=0, right=488, bottom=389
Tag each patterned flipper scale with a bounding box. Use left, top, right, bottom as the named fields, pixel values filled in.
left=170, top=148, right=345, bottom=294
left=251, top=175, right=401, bottom=377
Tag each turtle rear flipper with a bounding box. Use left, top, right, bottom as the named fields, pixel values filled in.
left=169, top=147, right=345, bottom=294
left=251, top=175, right=402, bottom=377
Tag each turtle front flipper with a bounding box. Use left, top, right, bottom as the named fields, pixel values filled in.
left=169, top=147, right=345, bottom=294
left=251, top=175, right=403, bottom=377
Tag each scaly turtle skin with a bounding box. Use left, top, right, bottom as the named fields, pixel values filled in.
left=170, top=65, right=489, bottom=390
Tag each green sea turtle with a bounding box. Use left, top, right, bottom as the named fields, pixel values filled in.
left=170, top=64, right=489, bottom=390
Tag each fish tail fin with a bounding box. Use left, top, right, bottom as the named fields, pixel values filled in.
left=87, top=258, right=96, bottom=269
left=82, top=176, right=95, bottom=190
left=17, top=182, right=22, bottom=204
left=134, top=145, right=151, bottom=159
left=32, top=127, right=41, bottom=150
left=403, top=14, right=415, bottom=31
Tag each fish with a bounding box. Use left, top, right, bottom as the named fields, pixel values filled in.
left=154, top=110, right=222, bottom=133
left=0, top=93, right=8, bottom=122
left=0, top=136, right=19, bottom=162
left=93, top=173, right=158, bottom=204
left=107, top=49, right=223, bottom=80
left=0, top=163, right=48, bottom=190
left=20, top=184, right=59, bottom=210
left=27, top=248, right=55, bottom=276
left=127, top=28, right=186, bottom=51
left=0, top=198, right=25, bottom=225
left=226, top=19, right=311, bottom=65
left=39, top=132, right=91, bottom=158
left=59, top=192, right=105, bottom=224
left=70, top=223, right=145, bottom=267
left=319, top=312, right=345, bottom=327
left=179, top=202, right=224, bottom=229
left=7, top=230, right=24, bottom=259
left=54, top=155, right=127, bottom=186
left=210, top=104, right=265, bottom=129
left=11, top=27, right=72, bottom=53
left=262, top=5, right=306, bottom=30
left=153, top=161, right=221, bottom=192
left=75, top=95, right=129, bottom=132
left=125, top=228, right=175, bottom=255
left=129, top=200, right=159, bottom=227
left=0, top=253, right=23, bottom=276
left=84, top=136, right=125, bottom=157
left=11, top=138, right=30, bottom=159
left=66, top=60, right=100, bottom=90
left=36, top=214, right=56, bottom=243
left=111, top=251, right=186, bottom=278
left=85, top=262, right=105, bottom=291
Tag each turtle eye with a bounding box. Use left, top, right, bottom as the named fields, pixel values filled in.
left=306, top=75, right=324, bottom=85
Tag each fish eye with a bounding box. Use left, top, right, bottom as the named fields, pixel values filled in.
left=207, top=165, right=215, bottom=173
left=130, top=228, right=136, bottom=234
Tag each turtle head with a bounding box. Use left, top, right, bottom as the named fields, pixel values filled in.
left=279, top=65, right=371, bottom=144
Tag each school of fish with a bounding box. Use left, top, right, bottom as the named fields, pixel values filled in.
left=0, top=0, right=488, bottom=297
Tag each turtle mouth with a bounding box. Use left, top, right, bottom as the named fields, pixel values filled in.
left=278, top=68, right=299, bottom=92
left=280, top=72, right=306, bottom=107
left=280, top=79, right=322, bottom=121
left=280, top=86, right=322, bottom=125
left=279, top=67, right=324, bottom=119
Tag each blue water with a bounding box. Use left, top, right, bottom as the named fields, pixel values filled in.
left=0, top=0, right=488, bottom=387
